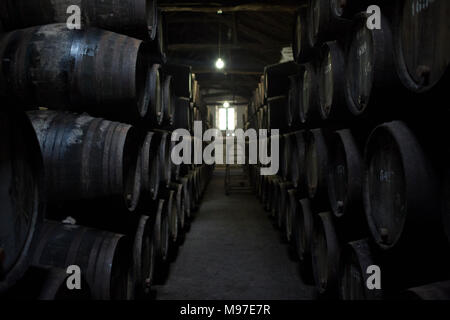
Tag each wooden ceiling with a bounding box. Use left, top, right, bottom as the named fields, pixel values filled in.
left=159, top=1, right=301, bottom=105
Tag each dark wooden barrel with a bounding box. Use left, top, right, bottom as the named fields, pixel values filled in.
left=153, top=199, right=169, bottom=264
left=32, top=221, right=129, bottom=300
left=306, top=129, right=329, bottom=204
left=311, top=211, right=341, bottom=295
left=171, top=183, right=186, bottom=234
left=393, top=0, right=450, bottom=92
left=146, top=64, right=163, bottom=126
left=264, top=62, right=302, bottom=99
left=286, top=189, right=298, bottom=243
left=162, top=74, right=175, bottom=125
left=0, top=110, right=44, bottom=294
left=338, top=239, right=383, bottom=300
left=299, top=63, right=320, bottom=124
left=262, top=176, right=274, bottom=211
left=293, top=7, right=316, bottom=63
left=140, top=132, right=160, bottom=202
left=156, top=131, right=172, bottom=188
left=28, top=110, right=141, bottom=212
left=166, top=190, right=179, bottom=244
left=271, top=179, right=282, bottom=220
left=401, top=281, right=450, bottom=300
left=0, top=24, right=152, bottom=122
left=281, top=134, right=293, bottom=181
left=293, top=199, right=315, bottom=262
left=290, top=131, right=307, bottom=193
left=38, top=267, right=91, bottom=300
left=277, top=182, right=293, bottom=232
left=363, top=121, right=440, bottom=251
left=306, top=0, right=351, bottom=47
left=181, top=176, right=192, bottom=222
left=267, top=176, right=280, bottom=214
left=0, top=0, right=158, bottom=41
left=173, top=97, right=192, bottom=131
left=288, top=75, right=300, bottom=127
left=188, top=171, right=198, bottom=214
left=327, top=129, right=363, bottom=217
left=128, top=215, right=154, bottom=299
left=318, top=41, right=348, bottom=121
left=149, top=9, right=167, bottom=63
left=5, top=265, right=91, bottom=300
left=267, top=96, right=288, bottom=130
left=163, top=64, right=193, bottom=98
left=344, top=13, right=402, bottom=117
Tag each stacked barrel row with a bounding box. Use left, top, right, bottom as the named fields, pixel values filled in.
left=0, top=0, right=213, bottom=300
left=248, top=0, right=450, bottom=300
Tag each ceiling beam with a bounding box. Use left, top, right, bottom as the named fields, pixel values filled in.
left=159, top=4, right=303, bottom=13
left=167, top=43, right=287, bottom=52
left=192, top=69, right=262, bottom=75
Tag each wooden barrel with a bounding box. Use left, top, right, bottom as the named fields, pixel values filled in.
left=363, top=121, right=441, bottom=250
left=163, top=64, right=192, bottom=98
left=345, top=13, right=402, bottom=117
left=290, top=131, right=307, bottom=193
left=299, top=63, right=320, bottom=124
left=171, top=183, right=186, bottom=234
left=293, top=7, right=316, bottom=63
left=288, top=75, right=300, bottom=127
left=162, top=74, right=175, bottom=126
left=181, top=176, right=192, bottom=222
left=0, top=110, right=44, bottom=294
left=262, top=176, right=273, bottom=211
left=140, top=132, right=160, bottom=202
left=306, top=0, right=351, bottom=47
left=28, top=110, right=141, bottom=211
left=264, top=62, right=302, bottom=99
left=401, top=281, right=450, bottom=300
left=0, top=24, right=152, bottom=122
left=124, top=215, right=154, bottom=299
left=0, top=0, right=158, bottom=40
left=157, top=131, right=172, bottom=187
left=146, top=64, right=163, bottom=126
left=338, top=239, right=382, bottom=300
left=286, top=189, right=298, bottom=243
left=318, top=41, right=348, bottom=121
left=293, top=199, right=315, bottom=262
left=267, top=96, right=288, bottom=130
left=271, top=179, right=282, bottom=220
left=5, top=266, right=91, bottom=300
left=311, top=211, right=341, bottom=295
left=327, top=129, right=363, bottom=217
left=266, top=176, right=279, bottom=214
left=306, top=129, right=329, bottom=204
left=277, top=182, right=293, bottom=231
left=166, top=190, right=179, bottom=244
left=281, top=134, right=293, bottom=181
left=173, top=97, right=192, bottom=131
left=153, top=199, right=169, bottom=264
left=32, top=221, right=129, bottom=300
left=149, top=9, right=167, bottom=63
left=393, top=0, right=450, bottom=92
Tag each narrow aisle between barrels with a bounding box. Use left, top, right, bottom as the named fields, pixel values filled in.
left=155, top=168, right=317, bottom=300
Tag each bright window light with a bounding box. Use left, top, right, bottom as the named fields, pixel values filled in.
left=223, top=101, right=230, bottom=108
left=215, top=58, right=225, bottom=70
left=219, top=108, right=227, bottom=131
left=227, top=108, right=235, bottom=131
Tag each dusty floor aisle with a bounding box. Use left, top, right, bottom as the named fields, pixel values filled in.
left=155, top=168, right=317, bottom=300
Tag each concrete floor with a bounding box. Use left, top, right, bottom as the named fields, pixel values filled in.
left=155, top=168, right=317, bottom=300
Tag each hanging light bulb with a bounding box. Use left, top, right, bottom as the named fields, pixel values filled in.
left=223, top=101, right=230, bottom=108
left=215, top=58, right=225, bottom=70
